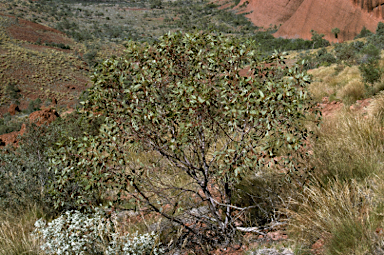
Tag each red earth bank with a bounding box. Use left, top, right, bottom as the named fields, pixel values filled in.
left=237, top=0, right=384, bottom=42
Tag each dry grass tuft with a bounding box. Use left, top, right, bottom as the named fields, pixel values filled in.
left=309, top=65, right=365, bottom=104
left=368, top=91, right=384, bottom=121
left=285, top=104, right=384, bottom=254
left=286, top=179, right=375, bottom=255
left=310, top=110, right=384, bottom=183
left=337, top=79, right=365, bottom=105
left=0, top=206, right=43, bottom=255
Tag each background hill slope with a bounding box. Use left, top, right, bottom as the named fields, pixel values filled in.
left=238, top=0, right=384, bottom=42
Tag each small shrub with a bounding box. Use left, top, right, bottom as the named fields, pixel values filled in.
left=33, top=210, right=164, bottom=255
left=377, top=22, right=384, bottom=36
left=359, top=58, right=382, bottom=85
left=83, top=50, right=98, bottom=67
left=316, top=48, right=337, bottom=66
left=0, top=113, right=105, bottom=214
left=352, top=40, right=366, bottom=52
left=6, top=83, right=21, bottom=100
left=334, top=42, right=358, bottom=64
left=359, top=43, right=381, bottom=64
left=297, top=48, right=336, bottom=70
left=354, top=26, right=373, bottom=39
left=150, top=0, right=162, bottom=9
left=26, top=98, right=42, bottom=114
left=310, top=30, right=330, bottom=49
left=0, top=115, right=22, bottom=136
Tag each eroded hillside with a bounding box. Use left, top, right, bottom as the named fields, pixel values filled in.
left=237, top=0, right=384, bottom=42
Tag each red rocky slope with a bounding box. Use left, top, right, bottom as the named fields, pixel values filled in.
left=238, top=0, right=384, bottom=42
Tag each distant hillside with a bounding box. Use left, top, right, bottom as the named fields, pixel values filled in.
left=0, top=13, right=93, bottom=115
left=237, top=0, right=384, bottom=42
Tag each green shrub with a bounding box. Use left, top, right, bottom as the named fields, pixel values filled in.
left=83, top=50, right=98, bottom=67
left=0, top=112, right=105, bottom=215
left=150, top=0, right=162, bottom=9
left=0, top=116, right=22, bottom=136
left=377, top=22, right=384, bottom=36
left=359, top=43, right=381, bottom=63
left=0, top=124, right=54, bottom=213
left=49, top=31, right=316, bottom=247
left=310, top=30, right=330, bottom=49
left=354, top=26, right=373, bottom=39
left=6, top=83, right=21, bottom=100
left=297, top=48, right=336, bottom=70
left=359, top=58, right=382, bottom=85
left=25, top=98, right=41, bottom=114
left=334, top=42, right=358, bottom=64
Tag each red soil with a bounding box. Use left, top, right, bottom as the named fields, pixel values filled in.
left=29, top=107, right=59, bottom=126
left=237, top=0, right=384, bottom=42
left=1, top=13, right=72, bottom=45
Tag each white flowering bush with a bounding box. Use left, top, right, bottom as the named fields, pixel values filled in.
left=107, top=231, right=164, bottom=255
left=32, top=209, right=164, bottom=255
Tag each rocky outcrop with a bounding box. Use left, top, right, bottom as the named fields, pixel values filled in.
left=0, top=124, right=26, bottom=146
left=238, top=0, right=384, bottom=42
left=29, top=108, right=59, bottom=126
left=353, top=0, right=384, bottom=17
left=8, top=104, right=20, bottom=115
left=0, top=108, right=59, bottom=147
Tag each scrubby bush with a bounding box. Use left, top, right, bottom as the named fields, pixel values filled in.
left=6, top=83, right=21, bottom=100
left=359, top=43, right=381, bottom=63
left=366, top=22, right=384, bottom=49
left=310, top=30, right=330, bottom=49
left=26, top=98, right=42, bottom=114
left=359, top=58, right=382, bottom=85
left=0, top=112, right=105, bottom=214
left=334, top=42, right=358, bottom=64
left=377, top=22, right=384, bottom=36
left=249, top=32, right=313, bottom=53
left=0, top=114, right=23, bottom=135
left=297, top=48, right=336, bottom=70
left=354, top=26, right=373, bottom=39
left=33, top=209, right=164, bottom=255
left=0, top=124, right=55, bottom=213
left=150, top=0, right=162, bottom=9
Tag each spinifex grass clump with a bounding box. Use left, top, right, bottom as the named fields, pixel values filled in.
left=49, top=31, right=317, bottom=249
left=286, top=108, right=384, bottom=254
left=287, top=180, right=374, bottom=254
left=311, top=111, right=384, bottom=183
left=0, top=206, right=43, bottom=255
